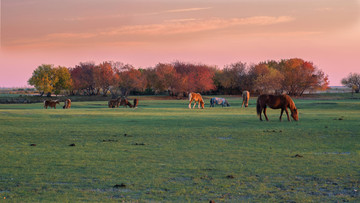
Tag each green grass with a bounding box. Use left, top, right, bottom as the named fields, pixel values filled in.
left=0, top=95, right=359, bottom=202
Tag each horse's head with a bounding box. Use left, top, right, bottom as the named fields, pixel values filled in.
left=291, top=108, right=299, bottom=121
left=225, top=101, right=230, bottom=107
left=200, top=100, right=205, bottom=109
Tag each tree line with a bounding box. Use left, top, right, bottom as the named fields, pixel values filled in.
left=28, top=58, right=331, bottom=97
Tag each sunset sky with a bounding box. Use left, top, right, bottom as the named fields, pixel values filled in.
left=1, top=0, right=359, bottom=87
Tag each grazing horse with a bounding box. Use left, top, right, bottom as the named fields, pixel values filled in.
left=44, top=100, right=60, bottom=109
left=120, top=98, right=133, bottom=108
left=256, top=94, right=298, bottom=121
left=63, top=99, right=71, bottom=109
left=133, top=99, right=139, bottom=108
left=108, top=98, right=121, bottom=108
left=241, top=91, right=250, bottom=107
left=189, top=92, right=204, bottom=109
left=209, top=97, right=230, bottom=107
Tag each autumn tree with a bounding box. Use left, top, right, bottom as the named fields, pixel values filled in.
left=28, top=64, right=58, bottom=96
left=93, top=61, right=117, bottom=96
left=247, top=63, right=270, bottom=93
left=274, top=58, right=328, bottom=95
left=69, top=62, right=96, bottom=95
left=53, top=66, right=72, bottom=96
left=116, top=65, right=146, bottom=96
left=150, top=63, right=184, bottom=96
left=341, top=73, right=360, bottom=93
left=254, top=68, right=284, bottom=94
left=173, top=62, right=215, bottom=94
left=215, top=62, right=248, bottom=94
left=28, top=64, right=73, bottom=96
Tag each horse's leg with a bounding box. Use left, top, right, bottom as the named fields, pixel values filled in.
left=263, top=107, right=269, bottom=121
left=241, top=100, right=244, bottom=108
left=259, top=107, right=263, bottom=121
left=280, top=109, right=284, bottom=121
left=193, top=101, right=197, bottom=109
left=284, top=108, right=291, bottom=121
left=189, top=99, right=193, bottom=109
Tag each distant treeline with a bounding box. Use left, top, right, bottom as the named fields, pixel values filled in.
left=28, top=58, right=329, bottom=97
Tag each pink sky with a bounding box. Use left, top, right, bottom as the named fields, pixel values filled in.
left=1, top=0, right=360, bottom=87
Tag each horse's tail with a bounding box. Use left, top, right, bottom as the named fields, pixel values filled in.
left=188, top=92, right=192, bottom=101
left=133, top=99, right=138, bottom=108
left=256, top=97, right=261, bottom=116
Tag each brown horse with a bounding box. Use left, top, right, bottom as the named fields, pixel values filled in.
left=189, top=92, right=204, bottom=109
left=63, top=99, right=71, bottom=109
left=108, top=98, right=121, bottom=108
left=241, top=91, right=250, bottom=107
left=44, top=100, right=60, bottom=109
left=256, top=94, right=298, bottom=121
left=120, top=98, right=133, bottom=108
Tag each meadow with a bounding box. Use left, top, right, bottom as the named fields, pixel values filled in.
left=0, top=94, right=359, bottom=202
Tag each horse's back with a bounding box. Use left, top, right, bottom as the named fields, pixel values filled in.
left=190, top=92, right=202, bottom=101
left=258, top=94, right=292, bottom=109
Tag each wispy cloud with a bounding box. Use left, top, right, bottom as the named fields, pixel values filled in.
left=164, top=18, right=197, bottom=23
left=164, top=7, right=212, bottom=13
left=7, top=16, right=295, bottom=47
left=63, top=7, right=212, bottom=22
left=100, top=16, right=295, bottom=36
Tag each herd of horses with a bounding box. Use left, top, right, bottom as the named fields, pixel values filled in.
left=108, top=97, right=138, bottom=108
left=188, top=91, right=298, bottom=121
left=43, top=97, right=138, bottom=109
left=43, top=91, right=299, bottom=122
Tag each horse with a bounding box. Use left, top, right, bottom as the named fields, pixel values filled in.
left=133, top=99, right=139, bottom=108
left=188, top=92, right=204, bottom=109
left=241, top=91, right=250, bottom=107
left=256, top=94, right=298, bottom=121
left=44, top=100, right=60, bottom=109
left=120, top=98, right=133, bottom=108
left=209, top=97, right=230, bottom=107
left=63, top=99, right=71, bottom=109
left=108, top=98, right=121, bottom=108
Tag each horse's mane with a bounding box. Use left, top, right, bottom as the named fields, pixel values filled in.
left=285, top=95, right=296, bottom=110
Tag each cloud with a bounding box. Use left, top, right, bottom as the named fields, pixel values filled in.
left=100, top=16, right=295, bottom=36
left=164, top=7, right=212, bottom=13
left=63, top=7, right=212, bottom=22
left=6, top=16, right=295, bottom=48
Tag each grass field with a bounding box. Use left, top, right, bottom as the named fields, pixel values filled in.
left=0, top=95, right=359, bottom=202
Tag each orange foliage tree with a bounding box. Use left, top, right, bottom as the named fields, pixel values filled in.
left=116, top=65, right=146, bottom=96
left=93, top=61, right=117, bottom=96
left=150, top=63, right=185, bottom=96
left=69, top=62, right=96, bottom=95
left=276, top=58, right=329, bottom=95
left=173, top=62, right=215, bottom=94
